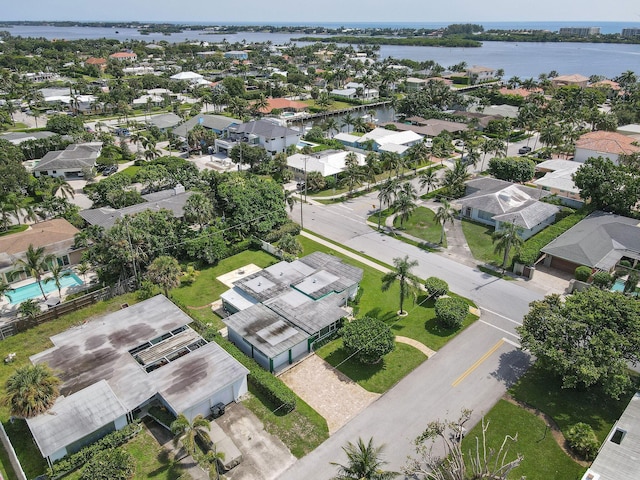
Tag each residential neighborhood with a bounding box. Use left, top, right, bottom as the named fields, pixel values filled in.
left=0, top=17, right=640, bottom=480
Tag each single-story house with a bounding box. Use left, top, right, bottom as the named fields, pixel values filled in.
left=84, top=57, right=107, bottom=71
left=497, top=87, right=543, bottom=98
left=385, top=118, right=467, bottom=137
left=330, top=83, right=379, bottom=101
left=224, top=51, right=249, bottom=60
left=27, top=295, right=249, bottom=465
left=169, top=71, right=204, bottom=83
left=533, top=159, right=583, bottom=207
left=146, top=113, right=182, bottom=132
left=352, top=127, right=423, bottom=155
left=172, top=114, right=241, bottom=139
left=574, top=131, right=640, bottom=164
left=223, top=119, right=301, bottom=156
left=222, top=252, right=363, bottom=372
left=451, top=111, right=504, bottom=130
left=32, top=142, right=102, bottom=179
left=80, top=185, right=193, bottom=230
left=582, top=392, right=640, bottom=480
left=468, top=104, right=519, bottom=119
left=0, top=130, right=57, bottom=145
left=551, top=74, right=589, bottom=88
left=287, top=149, right=365, bottom=179
left=540, top=210, right=640, bottom=273
left=617, top=124, right=640, bottom=141
left=460, top=178, right=560, bottom=240
left=256, top=97, right=308, bottom=115
left=0, top=218, right=83, bottom=286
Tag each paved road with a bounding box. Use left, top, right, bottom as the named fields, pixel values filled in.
left=279, top=184, right=545, bottom=479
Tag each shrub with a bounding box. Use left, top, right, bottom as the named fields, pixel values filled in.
left=574, top=266, right=592, bottom=282
left=488, top=156, right=536, bottom=183
left=264, top=221, right=301, bottom=243
left=424, top=277, right=449, bottom=298
left=80, top=448, right=135, bottom=480
left=592, top=271, right=613, bottom=289
left=214, top=336, right=296, bottom=413
left=435, top=296, right=468, bottom=329
left=341, top=316, right=395, bottom=364
left=47, top=422, right=141, bottom=478
left=566, top=423, right=599, bottom=460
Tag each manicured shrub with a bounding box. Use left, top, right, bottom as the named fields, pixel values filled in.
left=574, top=266, right=592, bottom=282
left=214, top=336, right=296, bottom=413
left=592, top=271, right=613, bottom=289
left=341, top=316, right=395, bottom=364
left=435, top=296, right=468, bottom=329
left=80, top=448, right=135, bottom=480
left=424, top=277, right=449, bottom=298
left=566, top=422, right=599, bottom=460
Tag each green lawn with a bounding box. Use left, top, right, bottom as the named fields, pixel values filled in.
left=510, top=364, right=636, bottom=443
left=460, top=218, right=504, bottom=265
left=243, top=386, right=329, bottom=458
left=316, top=339, right=426, bottom=393
left=169, top=249, right=277, bottom=330
left=393, top=206, right=444, bottom=246
left=462, top=400, right=584, bottom=480
left=120, top=165, right=142, bottom=179
left=301, top=99, right=353, bottom=111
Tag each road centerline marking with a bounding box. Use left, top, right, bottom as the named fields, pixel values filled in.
left=452, top=339, right=505, bottom=388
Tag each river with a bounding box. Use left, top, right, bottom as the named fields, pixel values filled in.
left=3, top=25, right=640, bottom=79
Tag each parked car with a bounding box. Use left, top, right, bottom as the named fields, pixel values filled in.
left=103, top=165, right=118, bottom=176
left=518, top=146, right=532, bottom=155
left=114, top=127, right=130, bottom=137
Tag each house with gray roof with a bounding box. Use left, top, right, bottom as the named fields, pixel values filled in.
left=27, top=295, right=249, bottom=465
left=146, top=112, right=182, bottom=132
left=540, top=211, right=640, bottom=273
left=221, top=119, right=301, bottom=156
left=582, top=392, right=640, bottom=480
left=32, top=142, right=102, bottom=179
left=222, top=252, right=363, bottom=372
left=79, top=185, right=193, bottom=229
left=0, top=130, right=57, bottom=145
left=172, top=114, right=241, bottom=139
left=460, top=178, right=560, bottom=240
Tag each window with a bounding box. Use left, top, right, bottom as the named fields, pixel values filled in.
left=610, top=428, right=626, bottom=444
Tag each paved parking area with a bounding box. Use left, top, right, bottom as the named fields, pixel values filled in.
left=279, top=354, right=379, bottom=434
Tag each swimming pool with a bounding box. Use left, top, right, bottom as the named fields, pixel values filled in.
left=7, top=272, right=83, bottom=304
left=611, top=278, right=625, bottom=292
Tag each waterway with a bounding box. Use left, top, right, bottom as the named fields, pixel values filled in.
left=3, top=25, right=640, bottom=79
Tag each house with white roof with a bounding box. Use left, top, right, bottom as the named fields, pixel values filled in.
left=170, top=71, right=204, bottom=83
left=222, top=252, right=363, bottom=372
left=533, top=159, right=583, bottom=207
left=460, top=178, right=560, bottom=240
left=352, top=127, right=424, bottom=155
left=287, top=149, right=365, bottom=180
left=27, top=295, right=249, bottom=465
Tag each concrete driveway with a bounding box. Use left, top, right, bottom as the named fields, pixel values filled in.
left=279, top=354, right=380, bottom=435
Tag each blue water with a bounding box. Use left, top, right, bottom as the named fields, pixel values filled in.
left=611, top=278, right=625, bottom=292
left=8, top=272, right=83, bottom=304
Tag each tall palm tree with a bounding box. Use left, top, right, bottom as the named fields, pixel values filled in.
left=393, top=182, right=418, bottom=227
left=341, top=112, right=356, bottom=133
left=283, top=188, right=297, bottom=213
left=145, top=255, right=182, bottom=298
left=183, top=192, right=214, bottom=232
left=377, top=178, right=399, bottom=230
left=0, top=280, right=14, bottom=303
left=44, top=263, right=71, bottom=300
left=343, top=152, right=365, bottom=194
left=331, top=437, right=397, bottom=480
left=442, top=160, right=470, bottom=199
left=5, top=363, right=61, bottom=418
left=14, top=244, right=55, bottom=300
left=52, top=177, right=75, bottom=200
left=419, top=167, right=439, bottom=195
left=435, top=200, right=456, bottom=245
left=170, top=414, right=211, bottom=457
left=492, top=222, right=524, bottom=270
left=381, top=255, right=421, bottom=316
left=324, top=118, right=339, bottom=138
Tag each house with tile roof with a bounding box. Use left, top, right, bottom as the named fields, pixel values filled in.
left=541, top=211, right=640, bottom=273
left=574, top=131, right=640, bottom=164
left=222, top=252, right=363, bottom=372
left=84, top=57, right=107, bottom=71
left=109, top=51, right=137, bottom=62
left=255, top=97, right=308, bottom=115
left=551, top=74, right=589, bottom=88
left=460, top=178, right=560, bottom=240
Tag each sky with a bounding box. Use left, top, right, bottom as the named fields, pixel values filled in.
left=4, top=0, right=640, bottom=24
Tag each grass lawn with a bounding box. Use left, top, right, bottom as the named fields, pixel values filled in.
left=460, top=218, right=504, bottom=265
left=120, top=165, right=141, bottom=179
left=243, top=386, right=328, bottom=458
left=462, top=399, right=584, bottom=480
left=169, top=249, right=277, bottom=330
left=301, top=99, right=353, bottom=111
left=0, top=292, right=140, bottom=479
left=0, top=225, right=29, bottom=238
left=298, top=236, right=477, bottom=351
left=64, top=427, right=189, bottom=480
left=510, top=364, right=636, bottom=443
left=393, top=206, right=444, bottom=246
left=316, top=339, right=426, bottom=393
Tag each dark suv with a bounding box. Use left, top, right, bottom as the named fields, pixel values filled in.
left=518, top=146, right=532, bottom=155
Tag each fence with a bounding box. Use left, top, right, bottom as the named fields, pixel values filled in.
left=0, top=422, right=26, bottom=480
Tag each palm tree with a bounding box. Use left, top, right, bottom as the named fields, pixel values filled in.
left=331, top=437, right=397, bottom=480
left=381, top=255, right=420, bottom=316
left=14, top=245, right=55, bottom=300
left=76, top=260, right=91, bottom=284
left=419, top=167, right=439, bottom=195
left=377, top=178, right=399, bottom=230
left=343, top=152, right=365, bottom=194
left=183, top=192, right=214, bottom=232
left=492, top=222, right=524, bottom=270
left=435, top=200, right=456, bottom=245
left=341, top=112, right=356, bottom=133
left=324, top=118, right=339, bottom=138
left=43, top=263, right=71, bottom=300
left=442, top=160, right=470, bottom=199
left=170, top=413, right=211, bottom=457
left=283, top=188, right=297, bottom=213
left=0, top=280, right=14, bottom=303
left=145, top=255, right=182, bottom=298
left=52, top=177, right=75, bottom=200
left=393, top=182, right=418, bottom=227
left=5, top=363, right=61, bottom=418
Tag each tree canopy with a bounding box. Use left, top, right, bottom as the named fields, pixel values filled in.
left=518, top=289, right=640, bottom=399
left=341, top=317, right=395, bottom=364
left=488, top=156, right=536, bottom=183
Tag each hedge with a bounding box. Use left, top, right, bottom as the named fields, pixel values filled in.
left=514, top=209, right=589, bottom=266
left=213, top=336, right=297, bottom=413
left=424, top=277, right=449, bottom=298
left=46, top=422, right=141, bottom=478
left=435, top=296, right=468, bottom=329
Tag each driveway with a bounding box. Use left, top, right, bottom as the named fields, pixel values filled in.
left=279, top=354, right=380, bottom=434
left=216, top=402, right=295, bottom=480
